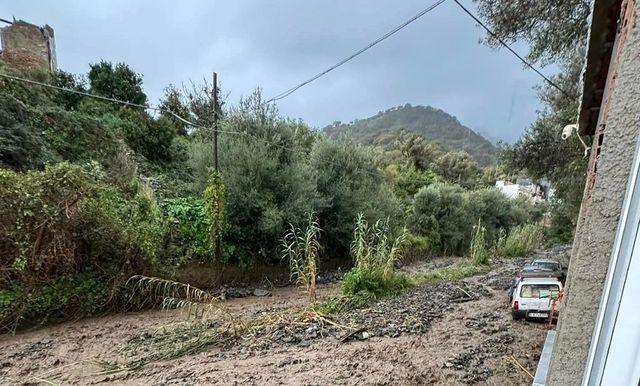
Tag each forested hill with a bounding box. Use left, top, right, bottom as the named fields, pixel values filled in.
left=323, top=105, right=496, bottom=166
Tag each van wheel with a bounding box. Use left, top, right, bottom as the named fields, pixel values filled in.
left=512, top=313, right=522, bottom=321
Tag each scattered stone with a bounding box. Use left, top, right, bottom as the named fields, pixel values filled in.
left=253, top=288, right=272, bottom=297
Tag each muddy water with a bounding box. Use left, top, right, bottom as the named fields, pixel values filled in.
left=0, top=259, right=550, bottom=385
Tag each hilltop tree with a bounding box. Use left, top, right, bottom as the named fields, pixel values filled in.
left=88, top=61, right=147, bottom=105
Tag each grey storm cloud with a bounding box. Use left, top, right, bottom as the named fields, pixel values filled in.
left=0, top=0, right=555, bottom=143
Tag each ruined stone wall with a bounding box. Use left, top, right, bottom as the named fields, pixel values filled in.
left=547, top=0, right=640, bottom=384
left=0, top=20, right=56, bottom=71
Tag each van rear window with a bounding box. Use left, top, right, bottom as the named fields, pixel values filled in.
left=520, top=284, right=560, bottom=298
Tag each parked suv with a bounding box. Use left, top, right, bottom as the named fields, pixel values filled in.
left=511, top=276, right=563, bottom=321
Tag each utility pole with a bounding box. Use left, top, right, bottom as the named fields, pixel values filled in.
left=212, top=72, right=219, bottom=171
left=211, top=72, right=223, bottom=282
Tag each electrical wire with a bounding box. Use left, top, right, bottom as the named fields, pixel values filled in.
left=0, top=73, right=205, bottom=129
left=452, top=0, right=573, bottom=98
left=266, top=0, right=447, bottom=103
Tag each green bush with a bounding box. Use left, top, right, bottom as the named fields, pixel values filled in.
left=408, top=184, right=541, bottom=256
left=1, top=275, right=109, bottom=331
left=495, top=223, right=544, bottom=257
left=408, top=183, right=471, bottom=255
left=393, top=166, right=438, bottom=199
left=341, top=269, right=412, bottom=297
left=0, top=163, right=166, bottom=329
left=312, top=138, right=402, bottom=258
left=400, top=233, right=431, bottom=262
left=218, top=91, right=320, bottom=263
left=161, top=197, right=211, bottom=264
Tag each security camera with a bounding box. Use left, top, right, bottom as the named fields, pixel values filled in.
left=562, top=124, right=578, bottom=140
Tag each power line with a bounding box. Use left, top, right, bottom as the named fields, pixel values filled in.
left=266, top=0, right=447, bottom=103
left=452, top=0, right=573, bottom=98
left=1, top=71, right=386, bottom=178
left=0, top=73, right=205, bottom=129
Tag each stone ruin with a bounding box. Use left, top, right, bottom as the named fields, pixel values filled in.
left=0, top=18, right=57, bottom=71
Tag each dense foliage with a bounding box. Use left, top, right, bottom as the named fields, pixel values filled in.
left=408, top=184, right=538, bottom=255
left=474, top=0, right=591, bottom=243
left=0, top=58, right=549, bottom=329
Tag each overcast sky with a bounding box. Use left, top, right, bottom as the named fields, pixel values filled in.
left=1, top=0, right=557, bottom=143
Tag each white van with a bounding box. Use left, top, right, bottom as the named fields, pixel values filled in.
left=511, top=277, right=563, bottom=320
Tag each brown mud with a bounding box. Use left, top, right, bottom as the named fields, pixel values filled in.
left=0, top=257, right=555, bottom=386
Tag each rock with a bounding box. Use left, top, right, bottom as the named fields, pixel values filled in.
left=222, top=287, right=251, bottom=298
left=304, top=326, right=318, bottom=340
left=444, top=362, right=454, bottom=368
left=282, top=334, right=301, bottom=344
left=253, top=288, right=272, bottom=297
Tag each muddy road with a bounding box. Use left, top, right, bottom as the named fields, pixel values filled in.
left=0, top=258, right=553, bottom=385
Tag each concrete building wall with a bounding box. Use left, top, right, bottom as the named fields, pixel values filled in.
left=0, top=20, right=56, bottom=71
left=547, top=1, right=640, bottom=384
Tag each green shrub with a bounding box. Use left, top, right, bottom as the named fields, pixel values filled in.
left=312, top=137, right=402, bottom=258
left=401, top=233, right=431, bottom=262
left=495, top=223, right=544, bottom=257
left=1, top=275, right=109, bottom=332
left=408, top=183, right=471, bottom=255
left=0, top=163, right=166, bottom=329
left=341, top=269, right=412, bottom=297
left=204, top=170, right=225, bottom=258
left=219, top=91, right=320, bottom=263
left=409, top=184, right=541, bottom=256
left=161, top=197, right=211, bottom=264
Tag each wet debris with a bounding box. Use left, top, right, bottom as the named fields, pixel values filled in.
left=252, top=289, right=272, bottom=297
left=220, top=287, right=272, bottom=299
left=444, top=333, right=516, bottom=384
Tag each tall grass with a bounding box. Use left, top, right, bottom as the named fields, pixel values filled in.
left=351, top=214, right=407, bottom=279
left=469, top=219, right=490, bottom=265
left=342, top=214, right=410, bottom=297
left=281, top=214, right=322, bottom=301
left=495, top=223, right=544, bottom=257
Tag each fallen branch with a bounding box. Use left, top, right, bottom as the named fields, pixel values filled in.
left=454, top=285, right=473, bottom=299
left=339, top=327, right=367, bottom=343
left=509, top=355, right=534, bottom=379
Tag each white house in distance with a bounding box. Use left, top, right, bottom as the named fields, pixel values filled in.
left=495, top=179, right=549, bottom=203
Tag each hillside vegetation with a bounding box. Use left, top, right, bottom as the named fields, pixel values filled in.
left=323, top=104, right=496, bottom=166
left=0, top=60, right=544, bottom=331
